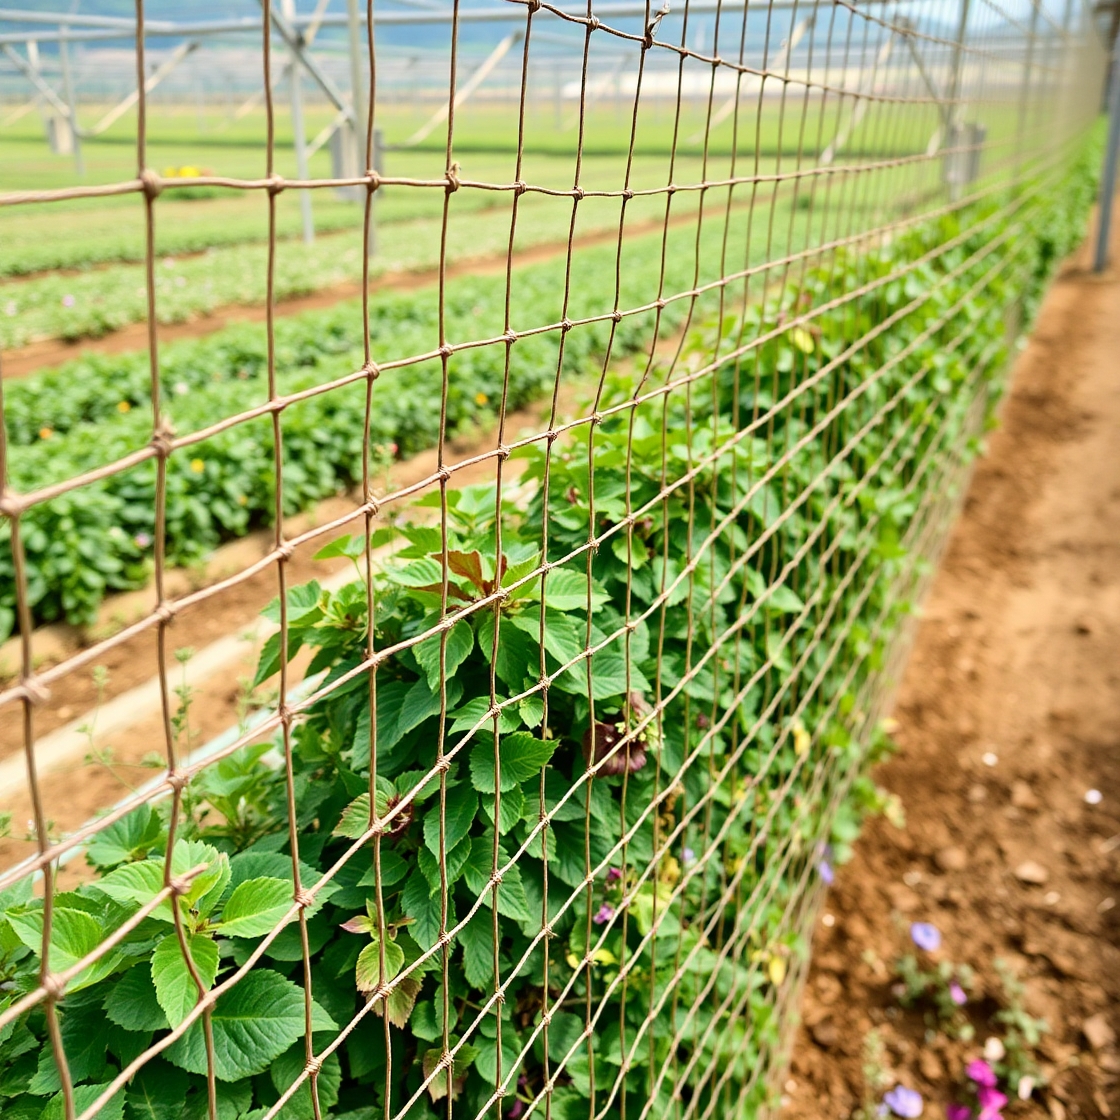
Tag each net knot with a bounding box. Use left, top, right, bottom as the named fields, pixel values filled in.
left=365, top=170, right=381, bottom=194
left=150, top=420, right=176, bottom=458
left=306, top=1055, right=324, bottom=1076
left=496, top=443, right=511, bottom=461
left=588, top=15, right=601, bottom=30
left=154, top=601, right=175, bottom=624
left=560, top=318, right=574, bottom=333
left=22, top=678, right=51, bottom=707
left=504, top=328, right=517, bottom=344
left=139, top=168, right=162, bottom=200
left=294, top=888, right=316, bottom=908
left=445, top=162, right=461, bottom=194
left=41, top=973, right=66, bottom=1001
left=267, top=174, right=285, bottom=196
left=439, top=343, right=454, bottom=360
left=276, top=540, right=296, bottom=562
left=572, top=185, right=585, bottom=201
left=0, top=491, right=20, bottom=519
left=363, top=360, right=380, bottom=381
left=622, top=188, right=634, bottom=201
left=513, top=179, right=528, bottom=196
left=167, top=769, right=189, bottom=793
left=611, top=309, right=623, bottom=324
left=526, top=0, right=543, bottom=12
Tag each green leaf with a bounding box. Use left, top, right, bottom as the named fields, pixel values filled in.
left=401, top=870, right=452, bottom=951
left=151, top=932, right=219, bottom=1027
left=85, top=806, right=163, bottom=871
left=6, top=907, right=123, bottom=993
left=469, top=732, right=556, bottom=794
left=767, top=583, right=805, bottom=613
left=165, top=970, right=335, bottom=1082
left=40, top=1082, right=125, bottom=1120
left=540, top=568, right=608, bottom=611
left=422, top=782, right=477, bottom=856
left=413, top=619, right=474, bottom=692
left=448, top=695, right=520, bottom=737
left=104, top=964, right=169, bottom=1032
left=217, top=877, right=295, bottom=939
left=457, top=913, right=495, bottom=989
left=479, top=783, right=524, bottom=835
left=417, top=836, right=472, bottom=895
left=124, top=1060, right=191, bottom=1120
left=355, top=936, right=405, bottom=992
left=518, top=694, right=544, bottom=729
left=269, top=1045, right=342, bottom=1120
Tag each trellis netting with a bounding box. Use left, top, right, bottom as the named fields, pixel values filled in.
left=0, top=1, right=1108, bottom=1118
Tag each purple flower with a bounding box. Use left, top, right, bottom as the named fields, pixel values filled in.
left=682, top=847, right=696, bottom=866
left=819, top=860, right=835, bottom=885
left=506, top=1100, right=525, bottom=1120
left=910, top=922, right=941, bottom=951
left=946, top=1106, right=972, bottom=1120
left=593, top=904, right=615, bottom=925
left=606, top=867, right=623, bottom=883
left=62, top=294, right=75, bottom=308
left=949, top=981, right=967, bottom=1006
left=977, top=1087, right=1007, bottom=1120
left=966, top=1060, right=997, bottom=1088
left=133, top=532, right=153, bottom=549
left=883, top=1085, right=924, bottom=1118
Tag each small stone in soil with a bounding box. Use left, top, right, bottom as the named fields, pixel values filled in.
left=1083, top=1013, right=1116, bottom=1051
left=1011, top=780, right=1040, bottom=809
left=1098, top=897, right=1116, bottom=913
left=1084, top=788, right=1102, bottom=805
left=811, top=1020, right=838, bottom=1049
left=968, top=783, right=988, bottom=802
left=936, top=846, right=968, bottom=871
left=1014, top=859, right=1050, bottom=885
left=1044, top=891, right=1061, bottom=905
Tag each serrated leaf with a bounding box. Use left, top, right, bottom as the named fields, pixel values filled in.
left=518, top=694, right=544, bottom=729
left=218, top=877, right=295, bottom=938
left=6, top=907, right=123, bottom=993
left=448, top=695, right=520, bottom=738
left=85, top=805, right=163, bottom=871
left=417, top=836, right=472, bottom=895
left=104, top=964, right=169, bottom=1032
left=269, top=1045, right=342, bottom=1120
left=40, top=1081, right=125, bottom=1120
left=355, top=936, right=405, bottom=992
left=457, top=914, right=495, bottom=989
left=165, top=969, right=335, bottom=1082
left=124, top=1060, right=191, bottom=1120
left=374, top=976, right=422, bottom=1029
left=151, top=932, right=219, bottom=1027
left=402, top=870, right=452, bottom=951
left=469, top=732, right=556, bottom=794
left=422, top=782, right=477, bottom=856
left=413, top=618, right=474, bottom=692
left=479, top=783, right=524, bottom=835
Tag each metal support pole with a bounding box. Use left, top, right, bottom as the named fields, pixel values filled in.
left=1014, top=0, right=1041, bottom=176
left=58, top=36, right=83, bottom=174
left=345, top=0, right=376, bottom=255
left=282, top=0, right=314, bottom=244
left=945, top=0, right=972, bottom=201
left=1094, top=42, right=1120, bottom=274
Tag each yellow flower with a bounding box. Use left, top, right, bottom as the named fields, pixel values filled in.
left=238, top=494, right=248, bottom=506
left=190, top=458, right=205, bottom=474
left=117, top=400, right=131, bottom=413
left=792, top=721, right=810, bottom=756
left=474, top=392, right=488, bottom=406
left=39, top=427, right=53, bottom=440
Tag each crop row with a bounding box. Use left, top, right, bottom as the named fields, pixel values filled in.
left=1, top=197, right=768, bottom=636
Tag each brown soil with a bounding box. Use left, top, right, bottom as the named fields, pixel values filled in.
left=782, top=225, right=1120, bottom=1117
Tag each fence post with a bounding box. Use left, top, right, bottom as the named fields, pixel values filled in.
left=1095, top=41, right=1120, bottom=273
left=282, top=0, right=315, bottom=245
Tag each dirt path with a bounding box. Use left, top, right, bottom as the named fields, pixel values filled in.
left=782, top=222, right=1120, bottom=1117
